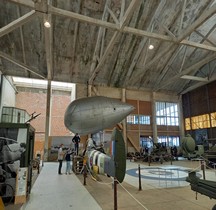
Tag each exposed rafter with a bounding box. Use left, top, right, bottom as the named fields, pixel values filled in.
left=1, top=0, right=216, bottom=95
left=178, top=0, right=187, bottom=35
left=16, top=6, right=27, bottom=75
left=0, top=51, right=46, bottom=78
left=155, top=54, right=216, bottom=91
left=43, top=13, right=53, bottom=80
left=177, top=3, right=216, bottom=41
left=49, top=5, right=216, bottom=52
left=7, top=0, right=34, bottom=8
left=88, top=0, right=141, bottom=84
left=180, top=74, right=216, bottom=94
left=124, top=0, right=167, bottom=86
left=195, top=29, right=216, bottom=47
left=0, top=10, right=38, bottom=38
left=131, top=43, right=178, bottom=85
left=89, top=0, right=111, bottom=84
left=72, top=0, right=81, bottom=62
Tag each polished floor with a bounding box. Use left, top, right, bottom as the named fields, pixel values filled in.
left=20, top=162, right=101, bottom=210
left=5, top=159, right=216, bottom=210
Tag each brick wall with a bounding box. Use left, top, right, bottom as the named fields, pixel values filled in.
left=51, top=91, right=71, bottom=136
left=15, top=87, right=72, bottom=158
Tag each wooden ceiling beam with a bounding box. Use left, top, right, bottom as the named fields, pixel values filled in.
left=131, top=43, right=177, bottom=84
left=178, top=0, right=187, bottom=35
left=7, top=0, right=48, bottom=13
left=16, top=7, right=27, bottom=70
left=106, top=6, right=119, bottom=25
left=155, top=18, right=176, bottom=38
left=49, top=5, right=119, bottom=30
left=152, top=45, right=184, bottom=89
left=0, top=10, right=37, bottom=38
left=177, top=3, right=216, bottom=41
left=43, top=13, right=53, bottom=80
left=88, top=31, right=119, bottom=84
left=154, top=21, right=216, bottom=89
left=7, top=0, right=34, bottom=8
left=180, top=59, right=216, bottom=94
left=0, top=51, right=46, bottom=78
left=124, top=0, right=166, bottom=87
left=89, top=0, right=111, bottom=81
left=195, top=29, right=216, bottom=47
left=180, top=39, right=216, bottom=51
left=180, top=74, right=216, bottom=94
left=155, top=54, right=216, bottom=91
left=119, top=0, right=139, bottom=29
left=184, top=23, right=216, bottom=62
left=49, top=5, right=216, bottom=52
left=72, top=0, right=81, bottom=62
left=88, top=0, right=140, bottom=84
left=8, top=1, right=215, bottom=50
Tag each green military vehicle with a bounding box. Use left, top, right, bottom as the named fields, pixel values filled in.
left=181, top=134, right=204, bottom=160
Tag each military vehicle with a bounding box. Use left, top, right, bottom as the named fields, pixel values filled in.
left=203, top=138, right=216, bottom=168
left=181, top=134, right=204, bottom=160
left=186, top=171, right=216, bottom=210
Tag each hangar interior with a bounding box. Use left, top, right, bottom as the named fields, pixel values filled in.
left=1, top=0, right=216, bottom=210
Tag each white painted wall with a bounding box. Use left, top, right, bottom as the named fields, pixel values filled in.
left=0, top=75, right=16, bottom=120
left=71, top=83, right=76, bottom=101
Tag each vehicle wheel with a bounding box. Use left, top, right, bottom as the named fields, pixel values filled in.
left=0, top=184, right=14, bottom=206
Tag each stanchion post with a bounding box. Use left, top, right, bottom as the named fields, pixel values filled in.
left=114, top=177, right=118, bottom=210
left=83, top=164, right=87, bottom=185
left=83, top=158, right=87, bottom=185
left=201, top=160, right=206, bottom=180
left=170, top=155, right=172, bottom=165
left=138, top=164, right=142, bottom=191
left=148, top=155, right=151, bottom=166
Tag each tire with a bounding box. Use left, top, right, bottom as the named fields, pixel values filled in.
left=0, top=184, right=14, bottom=206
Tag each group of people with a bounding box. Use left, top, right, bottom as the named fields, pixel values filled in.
left=57, top=133, right=80, bottom=175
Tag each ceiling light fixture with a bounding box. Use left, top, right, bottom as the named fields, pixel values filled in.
left=148, top=44, right=154, bottom=50
left=44, top=21, right=51, bottom=28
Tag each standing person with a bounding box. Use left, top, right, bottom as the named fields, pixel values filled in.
left=173, top=145, right=178, bottom=160
left=72, top=133, right=80, bottom=155
left=58, top=144, right=64, bottom=175
left=65, top=149, right=72, bottom=174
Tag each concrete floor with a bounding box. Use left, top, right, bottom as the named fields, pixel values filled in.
left=80, top=159, right=216, bottom=210
left=5, top=159, right=216, bottom=210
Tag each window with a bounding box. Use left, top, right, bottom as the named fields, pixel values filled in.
left=156, top=102, right=179, bottom=126
left=139, top=115, right=150, bottom=125
left=185, top=113, right=216, bottom=131
left=140, top=136, right=153, bottom=148
left=211, top=112, right=216, bottom=127
left=127, top=114, right=150, bottom=125
left=185, top=118, right=191, bottom=130
left=127, top=115, right=139, bottom=124
left=158, top=136, right=180, bottom=147
left=191, top=114, right=210, bottom=129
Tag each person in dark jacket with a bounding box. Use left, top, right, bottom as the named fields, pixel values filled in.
left=65, top=149, right=72, bottom=174
left=72, top=133, right=80, bottom=155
